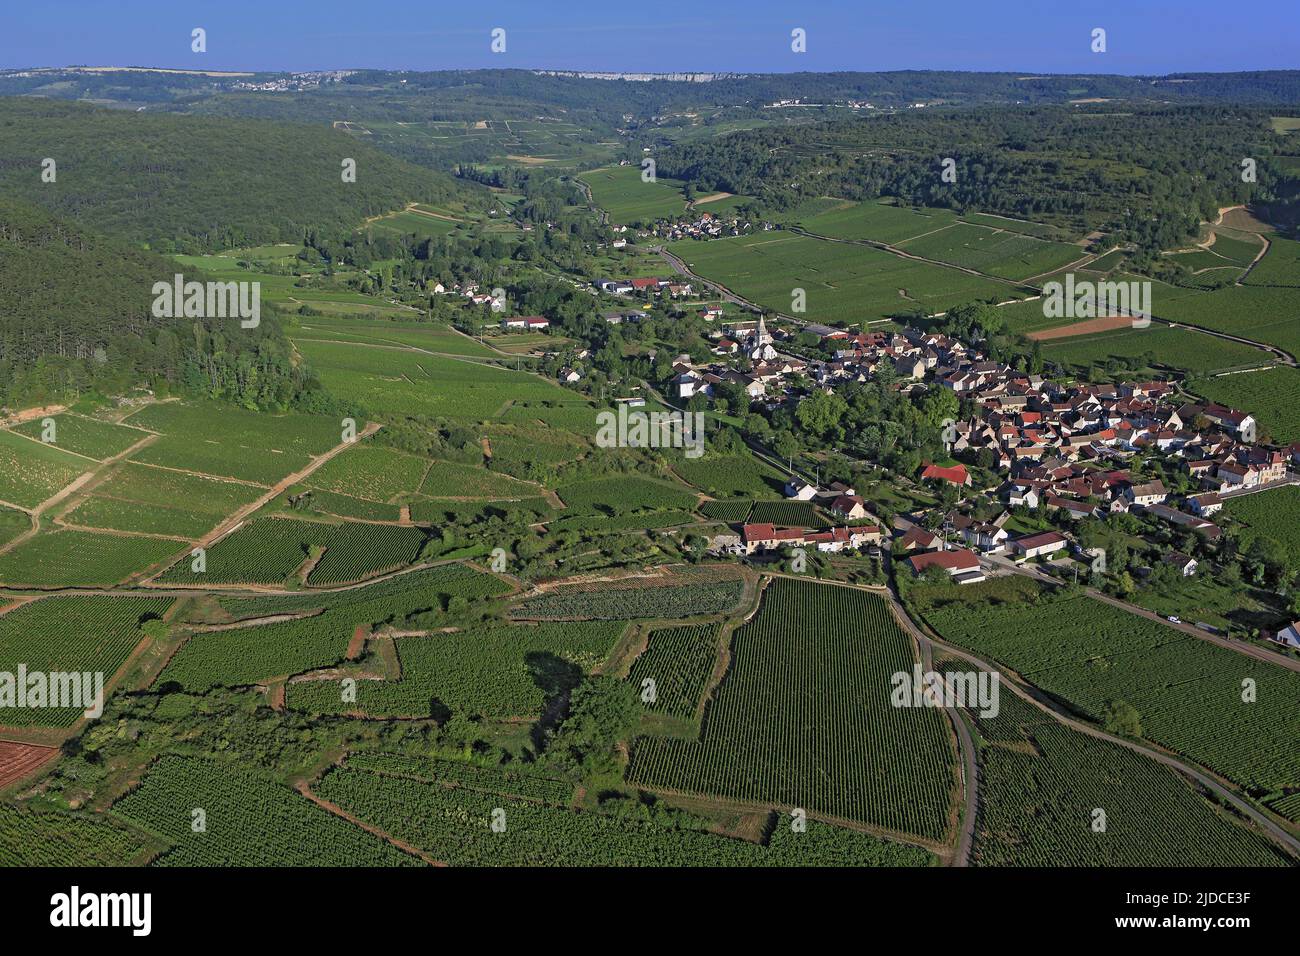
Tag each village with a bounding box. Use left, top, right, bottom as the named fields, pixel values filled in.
left=659, top=313, right=1300, bottom=647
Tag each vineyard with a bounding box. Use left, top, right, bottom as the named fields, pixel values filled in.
left=557, top=476, right=698, bottom=514
left=0, top=529, right=178, bottom=586
left=110, top=755, right=419, bottom=866
left=0, top=428, right=89, bottom=509
left=0, top=596, right=173, bottom=727
left=673, top=455, right=785, bottom=499
left=1223, top=484, right=1300, bottom=555
left=0, top=804, right=146, bottom=866
left=306, top=443, right=429, bottom=501
left=949, top=676, right=1292, bottom=867
left=344, top=752, right=575, bottom=805
left=66, top=462, right=263, bottom=538
left=288, top=620, right=626, bottom=719
left=699, top=499, right=755, bottom=523
left=916, top=580, right=1300, bottom=794
left=156, top=517, right=427, bottom=587
left=511, top=571, right=745, bottom=621
left=313, top=765, right=933, bottom=866
left=748, top=500, right=830, bottom=527
left=625, top=624, right=721, bottom=718
left=123, top=402, right=344, bottom=485
left=162, top=564, right=508, bottom=690
left=627, top=578, right=956, bottom=841
left=11, top=413, right=150, bottom=460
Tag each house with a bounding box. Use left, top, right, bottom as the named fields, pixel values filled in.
left=1126, top=480, right=1167, bottom=507
left=740, top=523, right=808, bottom=553
left=558, top=367, right=582, bottom=384
left=895, top=526, right=943, bottom=553
left=907, top=548, right=984, bottom=583
left=1270, top=621, right=1300, bottom=649
left=1163, top=551, right=1198, bottom=577
left=1012, top=531, right=1068, bottom=560
left=1185, top=492, right=1223, bottom=517
left=805, top=525, right=882, bottom=552
left=828, top=495, right=868, bottom=521
left=951, top=514, right=1009, bottom=552
left=784, top=480, right=818, bottom=501
left=920, top=463, right=970, bottom=487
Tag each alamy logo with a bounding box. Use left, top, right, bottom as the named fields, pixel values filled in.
left=890, top=664, right=1000, bottom=717
left=50, top=886, right=151, bottom=936
left=0, top=666, right=104, bottom=719
left=152, top=274, right=260, bottom=328
left=596, top=405, right=705, bottom=459
left=1042, top=274, right=1151, bottom=328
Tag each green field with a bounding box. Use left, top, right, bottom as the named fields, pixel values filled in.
left=1223, top=485, right=1300, bottom=557
left=897, top=222, right=1083, bottom=281
left=1040, top=325, right=1271, bottom=375
left=1244, top=236, right=1300, bottom=286
left=628, top=578, right=956, bottom=840
left=625, top=624, right=721, bottom=718
left=294, top=338, right=579, bottom=422
left=557, top=475, right=697, bottom=514
left=157, top=517, right=427, bottom=587
left=673, top=454, right=786, bottom=498
left=65, top=462, right=264, bottom=538
left=512, top=572, right=745, bottom=621
left=0, top=804, right=147, bottom=866
left=308, top=443, right=430, bottom=501
left=292, top=316, right=497, bottom=357
left=582, top=165, right=691, bottom=224
left=669, top=231, right=1022, bottom=324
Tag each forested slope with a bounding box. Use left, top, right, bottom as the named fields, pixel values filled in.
left=0, top=99, right=473, bottom=253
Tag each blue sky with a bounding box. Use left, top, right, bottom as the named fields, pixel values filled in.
left=1, top=1, right=1296, bottom=74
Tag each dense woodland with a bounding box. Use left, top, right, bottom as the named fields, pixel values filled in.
left=657, top=105, right=1297, bottom=255
left=0, top=99, right=472, bottom=253
left=0, top=199, right=331, bottom=409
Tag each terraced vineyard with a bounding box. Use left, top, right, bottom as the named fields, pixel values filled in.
left=111, top=755, right=419, bottom=866
left=699, top=499, right=755, bottom=523
left=625, top=624, right=721, bottom=718
left=314, top=765, right=933, bottom=866
left=946, top=676, right=1291, bottom=867
left=628, top=578, right=956, bottom=841
left=915, top=579, right=1300, bottom=794
left=748, top=500, right=830, bottom=527
left=0, top=596, right=173, bottom=726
